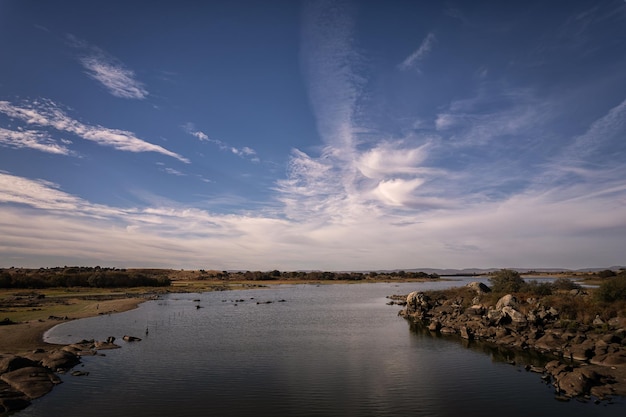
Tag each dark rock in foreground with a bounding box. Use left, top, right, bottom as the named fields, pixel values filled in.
left=0, top=338, right=121, bottom=414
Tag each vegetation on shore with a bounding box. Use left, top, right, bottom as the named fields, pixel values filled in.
left=483, top=269, right=626, bottom=323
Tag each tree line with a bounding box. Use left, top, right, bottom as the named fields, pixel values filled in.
left=0, top=267, right=171, bottom=289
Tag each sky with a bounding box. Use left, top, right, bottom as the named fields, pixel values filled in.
left=0, top=0, right=625, bottom=271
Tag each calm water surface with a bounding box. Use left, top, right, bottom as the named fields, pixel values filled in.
left=16, top=279, right=625, bottom=416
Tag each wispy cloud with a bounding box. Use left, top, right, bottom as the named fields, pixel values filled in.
left=164, top=167, right=186, bottom=176
left=0, top=127, right=70, bottom=155
left=67, top=35, right=148, bottom=99
left=398, top=32, right=436, bottom=72
left=2, top=169, right=625, bottom=270
left=182, top=123, right=258, bottom=161
left=0, top=99, right=188, bottom=162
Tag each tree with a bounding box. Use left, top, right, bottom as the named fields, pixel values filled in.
left=489, top=269, right=525, bottom=293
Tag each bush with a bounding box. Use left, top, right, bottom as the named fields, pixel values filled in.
left=598, top=269, right=617, bottom=278
left=489, top=269, right=525, bottom=293
left=525, top=280, right=553, bottom=296
left=551, top=278, right=581, bottom=291
left=596, top=274, right=626, bottom=303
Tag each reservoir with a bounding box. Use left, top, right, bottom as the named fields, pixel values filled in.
left=17, top=279, right=626, bottom=416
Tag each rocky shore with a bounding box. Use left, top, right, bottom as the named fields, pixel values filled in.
left=0, top=338, right=124, bottom=414
left=395, top=282, right=626, bottom=401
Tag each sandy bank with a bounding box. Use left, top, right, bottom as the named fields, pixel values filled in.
left=0, top=297, right=145, bottom=354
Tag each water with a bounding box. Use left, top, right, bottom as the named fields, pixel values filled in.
left=16, top=279, right=625, bottom=416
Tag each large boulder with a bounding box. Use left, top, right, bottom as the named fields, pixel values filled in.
left=501, top=306, right=527, bottom=325
left=466, top=281, right=491, bottom=294
left=496, top=294, right=517, bottom=310
left=25, top=349, right=80, bottom=371
left=0, top=355, right=38, bottom=374
left=0, top=366, right=61, bottom=399
left=406, top=292, right=430, bottom=312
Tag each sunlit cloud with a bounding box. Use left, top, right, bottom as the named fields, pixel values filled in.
left=0, top=99, right=188, bottom=162
left=0, top=127, right=70, bottom=155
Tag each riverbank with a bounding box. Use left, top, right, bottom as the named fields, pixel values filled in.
left=395, top=283, right=626, bottom=401
left=0, top=295, right=151, bottom=414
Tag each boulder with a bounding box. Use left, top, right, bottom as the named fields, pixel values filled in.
left=0, top=367, right=61, bottom=399
left=555, top=367, right=602, bottom=398
left=496, top=294, right=517, bottom=310
left=466, top=282, right=491, bottom=294
left=427, top=320, right=441, bottom=332
left=406, top=292, right=430, bottom=311
left=460, top=326, right=472, bottom=340
left=123, top=335, right=142, bottom=342
left=535, top=333, right=564, bottom=352
left=501, top=306, right=527, bottom=325
left=0, top=355, right=38, bottom=374
left=26, top=349, right=80, bottom=371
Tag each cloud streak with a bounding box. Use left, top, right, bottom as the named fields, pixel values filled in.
left=398, top=32, right=436, bottom=72
left=0, top=99, right=188, bottom=162
left=0, top=127, right=70, bottom=155
left=182, top=123, right=258, bottom=161
left=68, top=35, right=148, bottom=99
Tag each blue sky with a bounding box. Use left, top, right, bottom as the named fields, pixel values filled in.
left=1, top=0, right=625, bottom=271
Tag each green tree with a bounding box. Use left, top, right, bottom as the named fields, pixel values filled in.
left=489, top=269, right=525, bottom=293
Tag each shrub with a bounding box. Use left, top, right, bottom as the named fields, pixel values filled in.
left=596, top=274, right=626, bottom=303
left=489, top=269, right=525, bottom=293
left=525, top=280, right=553, bottom=296
left=597, top=269, right=617, bottom=278
left=551, top=278, right=581, bottom=291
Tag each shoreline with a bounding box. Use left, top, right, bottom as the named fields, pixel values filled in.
left=0, top=296, right=147, bottom=354
left=0, top=295, right=149, bottom=414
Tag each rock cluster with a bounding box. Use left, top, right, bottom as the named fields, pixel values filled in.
left=400, top=283, right=626, bottom=400
left=0, top=338, right=119, bottom=414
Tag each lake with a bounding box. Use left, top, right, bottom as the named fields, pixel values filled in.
left=16, top=279, right=626, bottom=416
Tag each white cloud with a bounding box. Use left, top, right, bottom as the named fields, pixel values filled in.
left=357, top=142, right=431, bottom=179
left=67, top=35, right=148, bottom=99
left=0, top=99, right=188, bottom=162
left=398, top=32, right=436, bottom=72
left=1, top=169, right=625, bottom=270
left=0, top=127, right=70, bottom=155
left=182, top=123, right=258, bottom=161
left=164, top=168, right=185, bottom=176
left=80, top=56, right=148, bottom=99
left=372, top=178, right=425, bottom=206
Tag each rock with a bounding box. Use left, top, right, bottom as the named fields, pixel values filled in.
left=466, top=282, right=491, bottom=294
left=590, top=351, right=626, bottom=366
left=501, top=306, right=527, bottom=325
left=593, top=315, right=605, bottom=326
left=0, top=367, right=61, bottom=399
left=24, top=349, right=80, bottom=371
left=555, top=367, right=601, bottom=398
left=0, top=394, right=31, bottom=414
left=0, top=355, right=38, bottom=374
left=487, top=309, right=504, bottom=325
left=460, top=326, right=472, bottom=340
left=496, top=294, right=517, bottom=310
left=406, top=292, right=430, bottom=311
left=427, top=320, right=441, bottom=332
left=122, top=335, right=142, bottom=342
left=535, top=333, right=564, bottom=352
